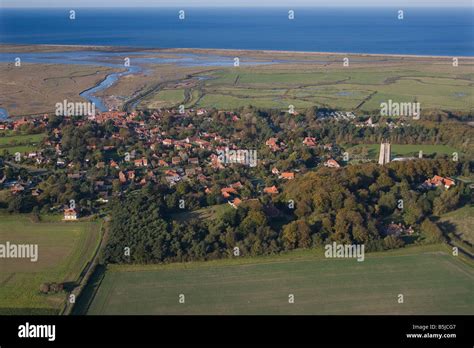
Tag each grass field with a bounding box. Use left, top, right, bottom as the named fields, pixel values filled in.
left=346, top=144, right=460, bottom=160
left=439, top=205, right=474, bottom=245
left=84, top=244, right=473, bottom=315
left=0, top=214, right=101, bottom=314
left=186, top=63, right=474, bottom=112
left=0, top=132, right=46, bottom=155
left=142, top=88, right=185, bottom=108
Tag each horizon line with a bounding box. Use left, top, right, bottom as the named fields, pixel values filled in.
left=2, top=5, right=473, bottom=8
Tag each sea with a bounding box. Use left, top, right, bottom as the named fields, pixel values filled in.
left=0, top=7, right=473, bottom=56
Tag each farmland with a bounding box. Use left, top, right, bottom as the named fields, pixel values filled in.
left=0, top=214, right=101, bottom=314
left=82, top=244, right=473, bottom=315
left=0, top=132, right=46, bottom=155
left=345, top=143, right=460, bottom=160
left=439, top=205, right=474, bottom=245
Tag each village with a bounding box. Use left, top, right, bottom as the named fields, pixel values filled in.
left=0, top=107, right=456, bottom=237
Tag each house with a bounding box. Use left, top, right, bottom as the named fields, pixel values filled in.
left=229, top=197, right=242, bottom=209
left=324, top=159, right=341, bottom=168
left=221, top=187, right=238, bottom=198
left=271, top=167, right=280, bottom=175
left=231, top=181, right=243, bottom=190
left=185, top=168, right=196, bottom=176
left=423, top=175, right=455, bottom=190
left=265, top=138, right=280, bottom=151
left=323, top=144, right=333, bottom=151
left=383, top=222, right=413, bottom=236
left=158, top=159, right=169, bottom=167
left=11, top=184, right=25, bottom=195
left=279, top=172, right=295, bottom=180
left=127, top=170, right=135, bottom=180
left=165, top=174, right=180, bottom=185
left=118, top=171, right=127, bottom=183
left=134, top=158, right=148, bottom=167
left=264, top=185, right=279, bottom=194
left=110, top=160, right=119, bottom=169
left=195, top=139, right=211, bottom=149
left=303, top=137, right=317, bottom=147
left=63, top=208, right=78, bottom=221
left=188, top=157, right=199, bottom=165
left=163, top=139, right=173, bottom=147
left=165, top=169, right=179, bottom=177
left=196, top=109, right=207, bottom=116
left=172, top=156, right=182, bottom=165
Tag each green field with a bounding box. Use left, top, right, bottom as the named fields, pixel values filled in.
left=0, top=214, right=100, bottom=314
left=439, top=205, right=474, bottom=245
left=346, top=144, right=460, bottom=160
left=183, top=65, right=474, bottom=112
left=143, top=89, right=185, bottom=108
left=84, top=244, right=473, bottom=315
left=0, top=132, right=45, bottom=155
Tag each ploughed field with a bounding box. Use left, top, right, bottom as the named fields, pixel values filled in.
left=83, top=244, right=473, bottom=315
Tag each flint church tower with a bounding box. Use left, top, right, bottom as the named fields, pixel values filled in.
left=378, top=142, right=391, bottom=165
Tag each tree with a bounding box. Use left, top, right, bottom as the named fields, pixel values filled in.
left=39, top=283, right=50, bottom=294
left=420, top=219, right=444, bottom=244
left=282, top=221, right=298, bottom=250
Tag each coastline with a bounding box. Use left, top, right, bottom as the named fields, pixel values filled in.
left=1, top=44, right=474, bottom=60
left=1, top=43, right=472, bottom=119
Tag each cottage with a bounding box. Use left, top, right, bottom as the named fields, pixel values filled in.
left=324, top=159, right=341, bottom=168
left=63, top=208, right=78, bottom=221
left=264, top=185, right=279, bottom=194
left=303, top=137, right=317, bottom=147
left=221, top=187, right=238, bottom=198
left=265, top=138, right=280, bottom=151
left=231, top=181, right=243, bottom=190
left=229, top=198, right=242, bottom=209
left=424, top=175, right=455, bottom=190
left=134, top=158, right=148, bottom=167
left=279, top=172, right=295, bottom=180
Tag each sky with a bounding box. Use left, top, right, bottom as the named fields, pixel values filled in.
left=1, top=0, right=472, bottom=8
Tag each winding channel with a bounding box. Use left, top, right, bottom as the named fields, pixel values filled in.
left=0, top=50, right=277, bottom=116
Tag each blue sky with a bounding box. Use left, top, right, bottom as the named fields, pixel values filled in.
left=2, top=0, right=472, bottom=8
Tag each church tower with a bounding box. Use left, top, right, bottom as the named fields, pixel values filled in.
left=378, top=142, right=391, bottom=165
